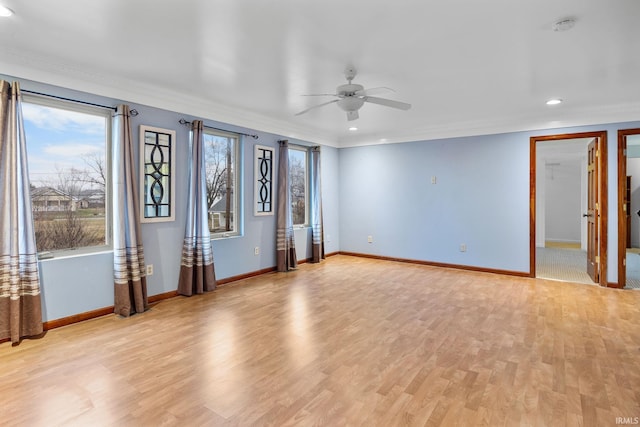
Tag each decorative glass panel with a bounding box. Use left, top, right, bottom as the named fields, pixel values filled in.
left=254, top=144, right=274, bottom=216
left=140, top=125, right=176, bottom=222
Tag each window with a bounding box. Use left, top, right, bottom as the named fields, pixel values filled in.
left=22, top=96, right=111, bottom=254
left=203, top=129, right=240, bottom=237
left=289, top=146, right=308, bottom=226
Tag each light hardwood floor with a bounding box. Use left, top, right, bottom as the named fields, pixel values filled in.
left=2, top=255, right=640, bottom=426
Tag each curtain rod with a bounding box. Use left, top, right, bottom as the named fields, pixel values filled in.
left=179, top=118, right=258, bottom=139
left=21, top=89, right=138, bottom=116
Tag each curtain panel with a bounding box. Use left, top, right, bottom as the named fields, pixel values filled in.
left=310, top=146, right=325, bottom=263
left=177, top=120, right=216, bottom=296
left=0, top=80, right=43, bottom=343
left=276, top=140, right=297, bottom=272
left=113, top=104, right=148, bottom=316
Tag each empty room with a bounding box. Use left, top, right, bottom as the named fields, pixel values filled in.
left=1, top=1, right=640, bottom=426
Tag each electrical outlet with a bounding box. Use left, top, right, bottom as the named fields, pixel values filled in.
left=326, top=234, right=331, bottom=243
left=431, top=176, right=437, bottom=184
left=460, top=244, right=467, bottom=252
left=367, top=235, right=373, bottom=243
left=254, top=246, right=260, bottom=255
left=146, top=264, right=154, bottom=276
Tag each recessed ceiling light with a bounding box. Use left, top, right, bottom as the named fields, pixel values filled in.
left=349, top=127, right=358, bottom=131
left=0, top=5, right=14, bottom=17
left=546, top=99, right=563, bottom=106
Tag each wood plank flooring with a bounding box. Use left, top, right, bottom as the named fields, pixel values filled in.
left=2, top=255, right=640, bottom=426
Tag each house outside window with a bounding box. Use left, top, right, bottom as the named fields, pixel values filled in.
left=22, top=96, right=111, bottom=254
left=204, top=129, right=240, bottom=237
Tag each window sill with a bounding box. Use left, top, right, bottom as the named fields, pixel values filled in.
left=38, top=247, right=113, bottom=262
left=211, top=232, right=241, bottom=241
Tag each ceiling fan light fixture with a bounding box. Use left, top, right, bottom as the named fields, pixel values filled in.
left=337, top=97, right=365, bottom=112
left=546, top=98, right=563, bottom=105
left=349, top=126, right=358, bottom=131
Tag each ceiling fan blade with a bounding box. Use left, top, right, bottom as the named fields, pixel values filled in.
left=364, top=96, right=412, bottom=110
left=354, top=87, right=395, bottom=97
left=301, top=93, right=339, bottom=97
left=347, top=110, right=359, bottom=121
left=295, top=99, right=339, bottom=116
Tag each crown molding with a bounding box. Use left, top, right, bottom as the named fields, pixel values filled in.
left=0, top=48, right=340, bottom=148
left=3, top=47, right=640, bottom=150
left=336, top=103, right=640, bottom=148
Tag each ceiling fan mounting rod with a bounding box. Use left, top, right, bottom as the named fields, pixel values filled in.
left=344, top=66, right=357, bottom=83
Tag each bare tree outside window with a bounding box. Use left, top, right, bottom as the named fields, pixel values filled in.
left=203, top=131, right=238, bottom=235
left=22, top=99, right=109, bottom=253
left=289, top=148, right=307, bottom=226
left=81, top=153, right=107, bottom=190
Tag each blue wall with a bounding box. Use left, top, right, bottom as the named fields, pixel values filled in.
left=339, top=133, right=531, bottom=272
left=338, top=121, right=640, bottom=281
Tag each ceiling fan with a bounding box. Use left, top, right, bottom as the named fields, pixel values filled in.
left=295, top=67, right=411, bottom=121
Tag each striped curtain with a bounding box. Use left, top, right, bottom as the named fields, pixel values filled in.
left=276, top=140, right=297, bottom=272
left=113, top=104, right=148, bottom=316
left=178, top=120, right=216, bottom=295
left=0, top=80, right=43, bottom=343
left=310, top=146, right=325, bottom=263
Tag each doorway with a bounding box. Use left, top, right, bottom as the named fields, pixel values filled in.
left=617, top=128, right=640, bottom=289
left=530, top=131, right=608, bottom=287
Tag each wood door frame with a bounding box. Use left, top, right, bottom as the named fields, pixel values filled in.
left=530, top=131, right=608, bottom=287
left=617, top=128, right=640, bottom=289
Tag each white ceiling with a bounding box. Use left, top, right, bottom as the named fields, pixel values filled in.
left=537, top=138, right=591, bottom=166
left=1, top=0, right=639, bottom=147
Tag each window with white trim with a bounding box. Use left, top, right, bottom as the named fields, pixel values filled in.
left=22, top=96, right=111, bottom=254
left=203, top=129, right=240, bottom=237
left=289, top=146, right=308, bottom=226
